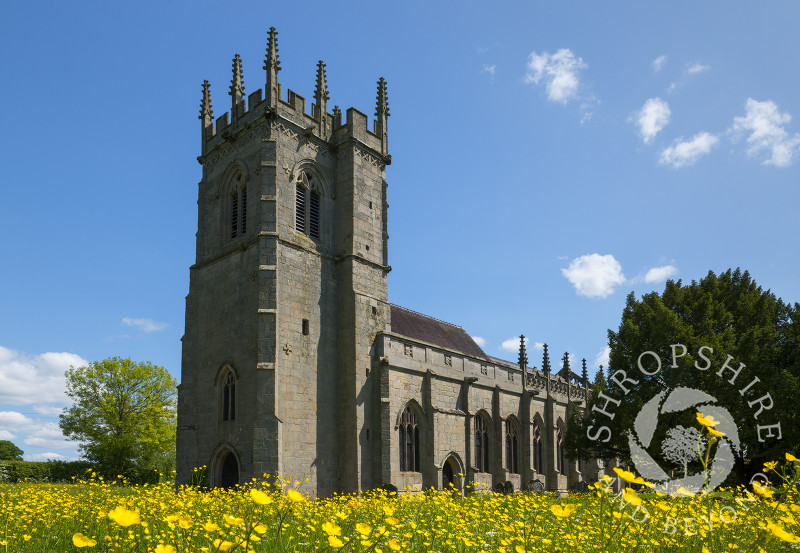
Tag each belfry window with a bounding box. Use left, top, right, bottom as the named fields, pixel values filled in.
left=505, top=418, right=519, bottom=475
left=474, top=414, right=490, bottom=473
left=229, top=174, right=246, bottom=239
left=295, top=170, right=320, bottom=241
left=399, top=406, right=420, bottom=472
left=223, top=373, right=236, bottom=421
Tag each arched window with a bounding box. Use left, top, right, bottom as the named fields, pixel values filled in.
left=399, top=406, right=420, bottom=472
left=532, top=419, right=543, bottom=474
left=295, top=170, right=320, bottom=241
left=556, top=426, right=565, bottom=475
left=474, top=413, right=490, bottom=473
left=229, top=174, right=246, bottom=239
left=505, top=418, right=519, bottom=474
left=222, top=373, right=236, bottom=421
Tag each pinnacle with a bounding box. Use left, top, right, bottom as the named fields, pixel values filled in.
left=314, top=60, right=330, bottom=102
left=264, top=26, right=281, bottom=72
left=375, top=77, right=389, bottom=118
left=199, top=80, right=213, bottom=120
left=230, top=54, right=245, bottom=100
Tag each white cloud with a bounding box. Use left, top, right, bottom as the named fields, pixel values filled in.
left=472, top=336, right=487, bottom=348
left=33, top=405, right=64, bottom=416
left=644, top=265, right=678, bottom=283
left=731, top=98, right=800, bottom=167
left=595, top=345, right=610, bottom=369
left=481, top=64, right=496, bottom=76
left=687, top=63, right=710, bottom=75
left=533, top=342, right=544, bottom=351
left=652, top=55, right=667, bottom=72
left=561, top=254, right=626, bottom=299
left=524, top=48, right=588, bottom=104
left=635, top=98, right=671, bottom=144
left=27, top=452, right=69, bottom=461
left=659, top=132, right=719, bottom=168
left=501, top=336, right=528, bottom=353
left=0, top=346, right=86, bottom=405
left=0, top=429, right=16, bottom=440
left=122, top=317, right=169, bottom=333
left=0, top=410, right=76, bottom=454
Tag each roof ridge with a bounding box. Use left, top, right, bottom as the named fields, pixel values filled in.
left=389, top=303, right=464, bottom=330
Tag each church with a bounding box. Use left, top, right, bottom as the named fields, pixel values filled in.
left=176, top=27, right=598, bottom=497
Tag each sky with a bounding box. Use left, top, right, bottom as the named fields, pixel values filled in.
left=1, top=1, right=798, bottom=462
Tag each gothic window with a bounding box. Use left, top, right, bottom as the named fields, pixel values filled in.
left=399, top=406, right=420, bottom=472
left=533, top=420, right=543, bottom=474
left=295, top=170, right=320, bottom=241
left=556, top=426, right=565, bottom=475
left=229, top=174, right=246, bottom=240
left=474, top=413, right=490, bottom=473
left=505, top=418, right=519, bottom=475
left=222, top=373, right=236, bottom=421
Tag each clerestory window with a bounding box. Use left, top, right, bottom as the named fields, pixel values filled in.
left=295, top=170, right=320, bottom=241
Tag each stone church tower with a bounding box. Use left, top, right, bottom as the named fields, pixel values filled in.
left=177, top=27, right=392, bottom=496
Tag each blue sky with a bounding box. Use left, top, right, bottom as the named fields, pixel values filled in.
left=1, top=1, right=798, bottom=461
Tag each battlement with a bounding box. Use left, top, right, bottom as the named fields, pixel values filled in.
left=199, top=27, right=390, bottom=162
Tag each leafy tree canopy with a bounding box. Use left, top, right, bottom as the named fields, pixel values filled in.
left=565, top=268, right=800, bottom=483
left=0, top=440, right=24, bottom=460
left=58, top=357, right=177, bottom=479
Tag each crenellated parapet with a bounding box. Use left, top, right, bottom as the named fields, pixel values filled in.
left=197, top=26, right=390, bottom=165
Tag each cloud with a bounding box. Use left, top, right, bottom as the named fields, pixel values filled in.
left=33, top=405, right=64, bottom=416
left=501, top=336, right=528, bottom=353
left=532, top=342, right=544, bottom=351
left=481, top=64, right=496, bottom=76
left=687, top=63, right=710, bottom=75
left=595, top=345, right=610, bottom=369
left=0, top=410, right=76, bottom=454
left=26, top=452, right=69, bottom=461
left=652, top=55, right=667, bottom=72
left=472, top=336, right=487, bottom=348
left=731, top=98, right=800, bottom=167
left=0, top=346, right=87, bottom=405
left=635, top=98, right=671, bottom=144
left=121, top=317, right=169, bottom=333
left=659, top=132, right=719, bottom=168
left=561, top=254, right=626, bottom=299
left=524, top=48, right=588, bottom=104
left=644, top=265, right=678, bottom=283
left=0, top=429, right=16, bottom=440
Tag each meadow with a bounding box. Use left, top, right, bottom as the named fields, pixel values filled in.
left=0, top=459, right=798, bottom=553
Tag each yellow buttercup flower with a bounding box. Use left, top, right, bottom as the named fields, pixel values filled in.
left=254, top=523, right=268, bottom=534
left=356, top=522, right=373, bottom=536
left=328, top=536, right=345, bottom=548
left=223, top=514, right=245, bottom=526
left=213, top=538, right=235, bottom=551
left=204, top=522, right=220, bottom=532
left=550, top=504, right=579, bottom=518
left=766, top=520, right=800, bottom=543
left=623, top=488, right=642, bottom=506
left=155, top=545, right=177, bottom=553
left=107, top=506, right=141, bottom=527
left=322, top=521, right=342, bottom=536
left=178, top=515, right=193, bottom=529
left=72, top=533, right=97, bottom=548
left=708, top=426, right=725, bottom=437
left=787, top=452, right=798, bottom=462
left=287, top=489, right=306, bottom=502
left=388, top=538, right=402, bottom=551
left=752, top=481, right=774, bottom=498
left=613, top=467, right=655, bottom=487
left=764, top=461, right=778, bottom=472
left=696, top=412, right=721, bottom=428
left=250, top=488, right=273, bottom=505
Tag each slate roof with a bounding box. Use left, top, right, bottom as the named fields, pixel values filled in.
left=389, top=304, right=489, bottom=360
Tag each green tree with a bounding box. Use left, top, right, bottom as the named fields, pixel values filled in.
left=59, top=357, right=177, bottom=480
left=565, top=269, right=800, bottom=484
left=0, top=440, right=24, bottom=460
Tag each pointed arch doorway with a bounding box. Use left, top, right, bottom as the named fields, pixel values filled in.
left=441, top=454, right=462, bottom=493
left=218, top=450, right=239, bottom=488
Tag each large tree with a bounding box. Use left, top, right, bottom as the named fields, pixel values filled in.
left=566, top=269, right=800, bottom=484
left=0, top=440, right=24, bottom=460
left=59, top=357, right=177, bottom=479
